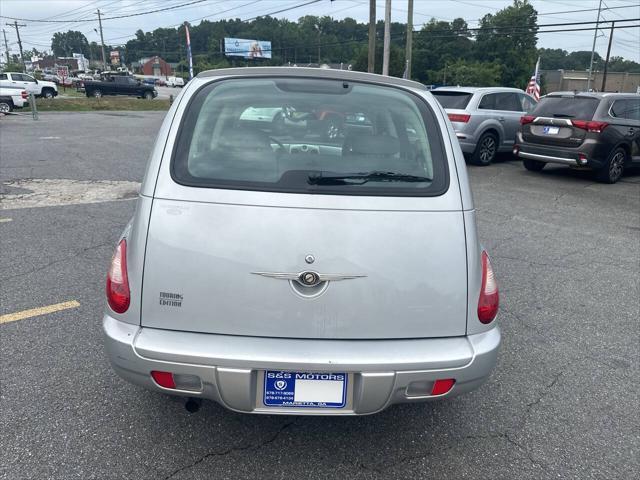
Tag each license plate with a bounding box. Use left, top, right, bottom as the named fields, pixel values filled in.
left=543, top=126, right=560, bottom=135
left=263, top=371, right=347, bottom=408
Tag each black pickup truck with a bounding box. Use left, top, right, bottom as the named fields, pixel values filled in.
left=83, top=75, right=157, bottom=99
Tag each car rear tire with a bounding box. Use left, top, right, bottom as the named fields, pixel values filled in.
left=523, top=158, right=546, bottom=171
left=42, top=88, right=55, bottom=99
left=0, top=101, right=13, bottom=113
left=144, top=91, right=154, bottom=100
left=470, top=132, right=498, bottom=166
left=595, top=147, right=627, bottom=184
left=92, top=89, right=102, bottom=98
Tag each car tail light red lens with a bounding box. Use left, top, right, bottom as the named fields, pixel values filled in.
left=151, top=371, right=176, bottom=389
left=572, top=120, right=609, bottom=133
left=106, top=239, right=130, bottom=314
left=478, top=251, right=499, bottom=323
left=431, top=378, right=456, bottom=395
left=520, top=115, right=535, bottom=125
left=21, top=90, right=28, bottom=99
left=448, top=113, right=471, bottom=123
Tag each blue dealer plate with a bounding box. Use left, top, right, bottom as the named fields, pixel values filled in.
left=263, top=371, right=347, bottom=408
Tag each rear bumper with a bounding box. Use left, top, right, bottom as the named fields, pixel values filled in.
left=103, top=315, right=501, bottom=415
left=515, top=134, right=608, bottom=169
left=518, top=150, right=579, bottom=166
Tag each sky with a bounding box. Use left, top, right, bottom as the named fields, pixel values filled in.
left=1, top=0, right=639, bottom=63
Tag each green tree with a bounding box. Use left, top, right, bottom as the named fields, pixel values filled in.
left=441, top=60, right=503, bottom=86
left=474, top=0, right=538, bottom=87
left=412, top=18, right=473, bottom=84
left=51, top=31, right=89, bottom=57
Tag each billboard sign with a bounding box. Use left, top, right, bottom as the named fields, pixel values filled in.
left=224, top=38, right=271, bottom=59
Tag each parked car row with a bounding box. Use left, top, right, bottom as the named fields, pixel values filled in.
left=432, top=86, right=640, bottom=184
left=0, top=72, right=58, bottom=98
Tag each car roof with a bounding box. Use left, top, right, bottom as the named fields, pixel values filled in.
left=197, top=66, right=427, bottom=90
left=546, top=91, right=639, bottom=99
left=432, top=86, right=525, bottom=94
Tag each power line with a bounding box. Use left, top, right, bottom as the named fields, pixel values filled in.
left=0, top=0, right=209, bottom=23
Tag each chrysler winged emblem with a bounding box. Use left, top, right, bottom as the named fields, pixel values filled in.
left=251, top=270, right=365, bottom=288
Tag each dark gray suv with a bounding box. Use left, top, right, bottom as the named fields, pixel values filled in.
left=515, top=92, right=640, bottom=183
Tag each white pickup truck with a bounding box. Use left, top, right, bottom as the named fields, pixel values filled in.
left=0, top=86, right=28, bottom=112
left=0, top=72, right=58, bottom=98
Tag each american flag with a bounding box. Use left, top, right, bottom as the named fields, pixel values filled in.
left=526, top=57, right=541, bottom=101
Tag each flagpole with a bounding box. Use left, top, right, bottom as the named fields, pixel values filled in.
left=185, top=23, right=194, bottom=80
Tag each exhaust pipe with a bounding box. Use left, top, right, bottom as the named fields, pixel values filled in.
left=185, top=397, right=202, bottom=413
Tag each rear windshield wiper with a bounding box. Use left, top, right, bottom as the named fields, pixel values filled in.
left=308, top=171, right=432, bottom=185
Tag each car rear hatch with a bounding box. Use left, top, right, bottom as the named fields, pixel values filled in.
left=521, top=95, right=601, bottom=147
left=431, top=90, right=473, bottom=125
left=140, top=76, right=467, bottom=340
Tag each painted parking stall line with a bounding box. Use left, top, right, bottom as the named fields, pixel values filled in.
left=0, top=300, right=80, bottom=325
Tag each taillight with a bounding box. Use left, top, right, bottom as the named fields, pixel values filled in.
left=520, top=115, right=534, bottom=125
left=448, top=113, right=471, bottom=123
left=478, top=251, right=499, bottom=323
left=572, top=120, right=608, bottom=133
left=106, top=239, right=130, bottom=313
left=21, top=90, right=28, bottom=99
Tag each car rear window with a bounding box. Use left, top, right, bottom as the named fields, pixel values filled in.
left=531, top=96, right=600, bottom=120
left=431, top=91, right=473, bottom=109
left=171, top=77, right=448, bottom=196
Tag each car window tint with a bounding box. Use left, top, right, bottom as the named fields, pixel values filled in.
left=494, top=93, right=521, bottom=112
left=626, top=99, right=640, bottom=121
left=431, top=91, right=473, bottom=109
left=0, top=73, right=7, bottom=80
left=611, top=99, right=640, bottom=121
left=11, top=74, right=24, bottom=81
left=23, top=75, right=35, bottom=82
left=478, top=93, right=496, bottom=110
left=172, top=78, right=449, bottom=197
left=532, top=96, right=600, bottom=120
left=519, top=93, right=537, bottom=113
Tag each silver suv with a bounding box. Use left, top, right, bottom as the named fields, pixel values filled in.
left=103, top=67, right=501, bottom=415
left=432, top=87, right=537, bottom=165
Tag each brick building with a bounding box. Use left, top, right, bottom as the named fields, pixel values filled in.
left=137, top=56, right=173, bottom=77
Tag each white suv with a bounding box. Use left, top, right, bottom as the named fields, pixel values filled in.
left=0, top=72, right=58, bottom=98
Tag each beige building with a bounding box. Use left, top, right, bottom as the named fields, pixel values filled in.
left=541, top=69, right=640, bottom=94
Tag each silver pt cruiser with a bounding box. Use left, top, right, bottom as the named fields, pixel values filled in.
left=103, top=67, right=501, bottom=415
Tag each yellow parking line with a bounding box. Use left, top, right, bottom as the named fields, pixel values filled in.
left=0, top=218, right=12, bottom=223
left=0, top=300, right=81, bottom=325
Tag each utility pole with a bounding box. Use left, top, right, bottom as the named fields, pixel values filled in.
left=405, top=0, right=413, bottom=79
left=7, top=21, right=26, bottom=72
left=601, top=21, right=615, bottom=92
left=367, top=0, right=375, bottom=73
left=586, top=0, right=602, bottom=91
left=2, top=29, right=9, bottom=65
left=96, top=9, right=107, bottom=71
left=382, top=0, right=391, bottom=76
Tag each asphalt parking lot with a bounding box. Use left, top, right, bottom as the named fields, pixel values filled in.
left=1, top=111, right=638, bottom=480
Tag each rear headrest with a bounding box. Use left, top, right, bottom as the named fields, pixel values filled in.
left=343, top=134, right=400, bottom=156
